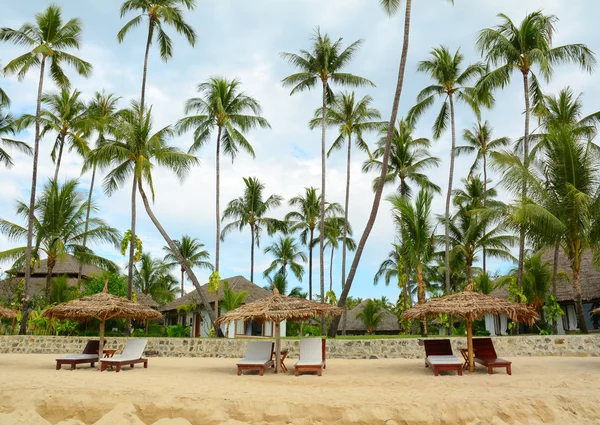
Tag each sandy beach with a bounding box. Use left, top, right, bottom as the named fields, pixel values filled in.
left=0, top=354, right=599, bottom=425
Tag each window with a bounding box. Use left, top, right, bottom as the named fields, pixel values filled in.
left=235, top=320, right=245, bottom=335
left=263, top=321, right=273, bottom=337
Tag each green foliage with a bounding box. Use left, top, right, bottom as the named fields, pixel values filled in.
left=346, top=296, right=363, bottom=311
left=49, top=275, right=79, bottom=304
left=208, top=326, right=216, bottom=338
left=452, top=323, right=466, bottom=336
left=356, top=299, right=384, bottom=334
left=176, top=302, right=196, bottom=314
left=165, top=324, right=189, bottom=338
left=542, top=295, right=564, bottom=326
left=133, top=253, right=178, bottom=305
left=221, top=281, right=248, bottom=312
left=207, top=271, right=221, bottom=296
left=121, top=229, right=142, bottom=262
left=83, top=272, right=128, bottom=297
left=26, top=307, right=79, bottom=336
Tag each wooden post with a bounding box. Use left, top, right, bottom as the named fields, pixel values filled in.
left=275, top=322, right=281, bottom=374
left=466, top=317, right=474, bottom=373
left=98, top=319, right=105, bottom=367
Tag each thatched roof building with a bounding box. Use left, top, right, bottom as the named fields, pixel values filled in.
left=0, top=254, right=159, bottom=309
left=343, top=299, right=400, bottom=335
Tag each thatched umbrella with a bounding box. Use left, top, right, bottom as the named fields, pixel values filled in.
left=0, top=306, right=17, bottom=319
left=593, top=307, right=600, bottom=315
left=215, top=289, right=343, bottom=373
left=402, top=287, right=538, bottom=373
left=43, top=283, right=162, bottom=361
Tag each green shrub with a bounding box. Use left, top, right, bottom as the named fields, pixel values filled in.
left=166, top=324, right=189, bottom=337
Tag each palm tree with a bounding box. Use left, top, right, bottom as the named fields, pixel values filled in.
left=221, top=177, right=285, bottom=282
left=176, top=77, right=270, bottom=273
left=356, top=299, right=385, bottom=334
left=0, top=83, right=8, bottom=107
left=407, top=46, right=489, bottom=299
left=473, top=272, right=495, bottom=295
left=0, top=179, right=119, bottom=304
left=374, top=243, right=412, bottom=314
left=77, top=91, right=123, bottom=285
left=389, top=187, right=436, bottom=335
left=0, top=108, right=31, bottom=168
left=476, top=11, right=596, bottom=287
left=133, top=253, right=179, bottom=305
left=117, top=0, right=197, bottom=109
left=1, top=4, right=92, bottom=333
left=264, top=272, right=304, bottom=299
left=281, top=28, right=374, bottom=311
left=163, top=235, right=213, bottom=297
left=263, top=236, right=307, bottom=282
left=220, top=280, right=249, bottom=336
left=319, top=216, right=356, bottom=292
left=309, top=92, right=383, bottom=294
left=364, top=119, right=440, bottom=197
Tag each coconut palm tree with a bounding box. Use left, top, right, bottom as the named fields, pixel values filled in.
left=264, top=272, right=305, bottom=299
left=0, top=85, right=8, bottom=107
left=176, top=77, right=270, bottom=273
left=221, top=177, right=285, bottom=282
left=163, top=235, right=213, bottom=297
left=374, top=243, right=412, bottom=313
left=0, top=108, right=31, bottom=168
left=117, top=0, right=197, bottom=109
left=281, top=28, right=374, bottom=311
left=476, top=11, right=596, bottom=287
left=133, top=253, right=179, bottom=305
left=406, top=46, right=489, bottom=299
left=356, top=299, right=385, bottom=334
left=317, top=216, right=356, bottom=293
left=309, top=92, right=383, bottom=294
left=0, top=179, right=119, bottom=304
left=0, top=4, right=92, bottom=333
left=263, top=236, right=307, bottom=282
left=364, top=119, right=440, bottom=197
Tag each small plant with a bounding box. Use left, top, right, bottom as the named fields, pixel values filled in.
left=166, top=324, right=189, bottom=337
left=208, top=325, right=216, bottom=338
left=121, top=230, right=143, bottom=262
left=542, top=295, right=564, bottom=332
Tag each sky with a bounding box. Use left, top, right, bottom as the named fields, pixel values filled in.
left=1, top=0, right=599, bottom=303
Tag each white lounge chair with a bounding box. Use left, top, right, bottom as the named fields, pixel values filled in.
left=100, top=339, right=148, bottom=372
left=294, top=338, right=325, bottom=376
left=236, top=341, right=274, bottom=376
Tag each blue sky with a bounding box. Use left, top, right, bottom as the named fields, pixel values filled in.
left=1, top=1, right=599, bottom=302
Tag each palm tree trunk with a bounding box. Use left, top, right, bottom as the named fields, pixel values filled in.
left=250, top=222, right=255, bottom=282
left=215, top=127, right=222, bottom=273
left=320, top=80, right=327, bottom=334
left=572, top=262, right=588, bottom=334
left=77, top=162, right=97, bottom=289
left=126, top=175, right=138, bottom=336
left=517, top=72, right=531, bottom=289
left=399, top=177, right=412, bottom=312
left=551, top=241, right=559, bottom=334
left=416, top=262, right=427, bottom=336
left=329, top=244, right=334, bottom=292
left=53, top=133, right=66, bottom=182
left=181, top=267, right=185, bottom=298
left=444, top=93, right=457, bottom=298
left=467, top=260, right=473, bottom=286
left=308, top=228, right=314, bottom=300
left=328, top=0, right=412, bottom=338
left=137, top=179, right=223, bottom=335
left=482, top=153, right=487, bottom=274
left=140, top=21, right=154, bottom=110
left=45, top=257, right=56, bottom=304
left=19, top=55, right=47, bottom=335
left=341, top=134, right=351, bottom=293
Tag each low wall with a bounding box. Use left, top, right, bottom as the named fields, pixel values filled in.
left=0, top=334, right=599, bottom=358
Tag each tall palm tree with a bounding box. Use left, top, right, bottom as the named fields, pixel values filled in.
left=364, top=119, right=440, bottom=197
left=117, top=0, right=197, bottom=109
left=163, top=235, right=213, bottom=297
left=221, top=177, right=285, bottom=282
left=374, top=243, right=410, bottom=306
left=356, top=299, right=385, bottom=334
left=389, top=187, right=436, bottom=335
left=318, top=216, right=356, bottom=292
left=477, top=11, right=596, bottom=287
left=1, top=4, right=92, bottom=333
left=77, top=91, right=123, bottom=285
left=133, top=253, right=179, bottom=305
left=264, top=272, right=305, bottom=298
left=0, top=179, right=119, bottom=304
left=407, top=46, right=489, bottom=299
left=281, top=28, right=374, bottom=312
left=309, top=92, right=382, bottom=296
left=98, top=101, right=222, bottom=333
left=0, top=108, right=31, bottom=168
left=176, top=77, right=270, bottom=273
left=263, top=236, right=307, bottom=282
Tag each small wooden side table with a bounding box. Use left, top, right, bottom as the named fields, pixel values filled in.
left=459, top=348, right=476, bottom=370
left=101, top=349, right=117, bottom=358
left=272, top=350, right=288, bottom=373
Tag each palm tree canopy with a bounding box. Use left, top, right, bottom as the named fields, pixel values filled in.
left=163, top=235, right=213, bottom=272
left=456, top=121, right=510, bottom=176
left=373, top=243, right=403, bottom=286
left=118, top=0, right=197, bottom=61
left=0, top=109, right=32, bottom=168
left=263, top=236, right=307, bottom=281
left=1, top=4, right=92, bottom=88
left=176, top=76, right=270, bottom=157
left=133, top=253, right=178, bottom=305
left=356, top=299, right=385, bottom=332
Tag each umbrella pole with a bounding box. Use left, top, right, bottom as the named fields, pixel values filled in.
left=275, top=321, right=281, bottom=374
left=467, top=317, right=474, bottom=373
left=99, top=320, right=105, bottom=369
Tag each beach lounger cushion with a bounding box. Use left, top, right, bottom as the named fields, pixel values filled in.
left=100, top=339, right=148, bottom=373
left=423, top=339, right=462, bottom=376
left=472, top=338, right=512, bottom=375
left=236, top=341, right=274, bottom=376
left=55, top=340, right=102, bottom=370
left=295, top=338, right=325, bottom=376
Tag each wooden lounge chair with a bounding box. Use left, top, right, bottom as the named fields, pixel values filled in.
left=56, top=340, right=103, bottom=370
left=295, top=338, right=326, bottom=376
left=100, top=339, right=148, bottom=372
left=472, top=338, right=512, bottom=375
left=423, top=339, right=462, bottom=376
left=236, top=341, right=275, bottom=376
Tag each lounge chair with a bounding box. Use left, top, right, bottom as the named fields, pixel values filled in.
left=472, top=338, right=512, bottom=375
left=295, top=338, right=326, bottom=376
left=100, top=339, right=148, bottom=372
left=423, top=339, right=462, bottom=376
left=236, top=341, right=274, bottom=376
left=55, top=340, right=103, bottom=370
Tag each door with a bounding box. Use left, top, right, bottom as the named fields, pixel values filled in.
left=194, top=313, right=201, bottom=338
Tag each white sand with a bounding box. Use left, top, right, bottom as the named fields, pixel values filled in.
left=0, top=354, right=599, bottom=424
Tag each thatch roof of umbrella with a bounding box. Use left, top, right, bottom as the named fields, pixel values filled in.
left=593, top=306, right=600, bottom=315
left=0, top=306, right=17, bottom=319
left=216, top=289, right=343, bottom=374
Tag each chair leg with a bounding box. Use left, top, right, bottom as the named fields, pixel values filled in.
left=71, top=363, right=76, bottom=370
left=507, top=365, right=512, bottom=376
left=259, top=367, right=264, bottom=376
left=458, top=367, right=463, bottom=376
left=116, top=364, right=121, bottom=373
left=433, top=367, right=439, bottom=376
left=318, top=368, right=322, bottom=377
left=101, top=363, right=106, bottom=372
left=488, top=366, right=493, bottom=375
left=237, top=367, right=242, bottom=376
left=130, top=364, right=134, bottom=368
left=295, top=368, right=299, bottom=377
left=56, top=362, right=61, bottom=371
left=91, top=362, right=95, bottom=368
left=144, top=360, right=148, bottom=369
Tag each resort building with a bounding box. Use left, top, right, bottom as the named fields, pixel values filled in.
left=161, top=275, right=286, bottom=338
left=486, top=250, right=600, bottom=335
left=342, top=299, right=400, bottom=335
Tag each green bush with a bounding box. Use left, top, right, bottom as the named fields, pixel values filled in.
left=165, top=324, right=189, bottom=337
